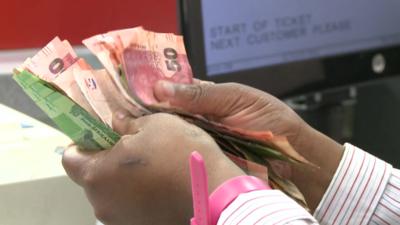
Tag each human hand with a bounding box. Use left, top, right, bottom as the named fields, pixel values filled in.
left=62, top=113, right=244, bottom=225
left=154, top=81, right=344, bottom=211
left=154, top=81, right=308, bottom=151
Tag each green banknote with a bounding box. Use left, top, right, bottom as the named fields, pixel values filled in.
left=13, top=70, right=121, bottom=150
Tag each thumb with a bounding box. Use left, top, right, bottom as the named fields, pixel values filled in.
left=154, top=81, right=243, bottom=117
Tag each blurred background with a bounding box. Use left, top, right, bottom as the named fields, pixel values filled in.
left=0, top=1, right=177, bottom=224
left=0, top=0, right=177, bottom=121
left=0, top=0, right=177, bottom=49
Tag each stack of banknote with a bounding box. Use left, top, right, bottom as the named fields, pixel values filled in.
left=13, top=27, right=310, bottom=207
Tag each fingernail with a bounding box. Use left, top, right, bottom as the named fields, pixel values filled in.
left=116, top=111, right=127, bottom=120
left=160, top=81, right=175, bottom=97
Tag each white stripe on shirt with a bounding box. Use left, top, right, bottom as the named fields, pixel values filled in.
left=314, top=144, right=393, bottom=225
left=369, top=169, right=400, bottom=225
left=217, top=190, right=318, bottom=225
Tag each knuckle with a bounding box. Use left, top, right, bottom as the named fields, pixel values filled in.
left=225, top=82, right=247, bottom=93
left=225, top=82, right=241, bottom=88
left=94, top=206, right=114, bottom=223
left=149, top=112, right=178, bottom=123
left=112, top=135, right=134, bottom=153
left=127, top=119, right=139, bottom=134
left=82, top=170, right=99, bottom=188
left=117, top=135, right=132, bottom=147
left=185, top=84, right=206, bottom=103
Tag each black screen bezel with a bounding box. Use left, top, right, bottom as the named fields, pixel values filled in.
left=178, top=0, right=400, bottom=98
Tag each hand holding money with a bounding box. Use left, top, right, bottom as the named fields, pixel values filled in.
left=63, top=113, right=245, bottom=225
left=154, top=80, right=344, bottom=210
left=13, top=27, right=315, bottom=207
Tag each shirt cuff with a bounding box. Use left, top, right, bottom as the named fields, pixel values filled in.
left=313, top=143, right=393, bottom=225
left=217, top=190, right=318, bottom=225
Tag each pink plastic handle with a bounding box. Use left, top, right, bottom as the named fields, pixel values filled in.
left=190, top=151, right=211, bottom=225
left=189, top=151, right=270, bottom=225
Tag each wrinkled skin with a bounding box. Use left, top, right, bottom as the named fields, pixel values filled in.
left=62, top=113, right=244, bottom=225
left=62, top=80, right=344, bottom=225
left=154, top=81, right=344, bottom=211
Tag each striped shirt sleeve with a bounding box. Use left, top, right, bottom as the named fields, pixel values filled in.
left=217, top=143, right=399, bottom=225
left=368, top=168, right=400, bottom=225
left=217, top=190, right=319, bottom=225
left=313, top=143, right=399, bottom=225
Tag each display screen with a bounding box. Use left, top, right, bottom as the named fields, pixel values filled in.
left=201, top=0, right=400, bottom=76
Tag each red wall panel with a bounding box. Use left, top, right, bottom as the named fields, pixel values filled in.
left=0, top=0, right=177, bottom=49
